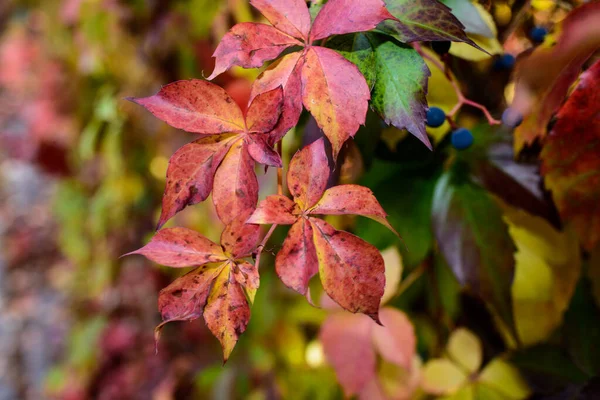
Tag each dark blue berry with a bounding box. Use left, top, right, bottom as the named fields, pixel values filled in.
left=494, top=54, right=516, bottom=70
left=426, top=107, right=446, bottom=128
left=530, top=26, right=548, bottom=44
left=432, top=41, right=452, bottom=55
left=502, top=108, right=523, bottom=128
left=451, top=128, right=474, bottom=150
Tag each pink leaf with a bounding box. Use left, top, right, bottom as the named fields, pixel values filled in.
left=245, top=86, right=284, bottom=133
left=233, top=260, right=260, bottom=291
left=287, top=137, right=330, bottom=210
left=301, top=47, right=370, bottom=159
left=249, top=0, right=311, bottom=41
left=157, top=134, right=236, bottom=229
left=220, top=217, right=261, bottom=258
left=311, top=218, right=385, bottom=322
left=247, top=195, right=299, bottom=225
left=213, top=139, right=259, bottom=225
left=208, top=23, right=300, bottom=80
left=320, top=312, right=377, bottom=396
left=275, top=218, right=319, bottom=296
left=245, top=134, right=282, bottom=167
left=309, top=0, right=395, bottom=42
left=125, top=228, right=226, bottom=268
left=250, top=52, right=304, bottom=144
left=127, top=80, right=245, bottom=134
left=372, top=308, right=416, bottom=370
left=310, top=184, right=397, bottom=234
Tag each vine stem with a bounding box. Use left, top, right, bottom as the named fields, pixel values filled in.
left=413, top=43, right=501, bottom=126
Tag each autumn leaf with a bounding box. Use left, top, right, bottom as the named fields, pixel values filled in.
left=208, top=0, right=396, bottom=159
left=128, top=81, right=284, bottom=227
left=541, top=59, right=600, bottom=251
left=125, top=220, right=261, bottom=361
left=247, top=138, right=395, bottom=320
left=511, top=1, right=600, bottom=151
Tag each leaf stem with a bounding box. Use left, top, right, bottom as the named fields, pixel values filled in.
left=254, top=223, right=278, bottom=269
left=277, top=140, right=283, bottom=196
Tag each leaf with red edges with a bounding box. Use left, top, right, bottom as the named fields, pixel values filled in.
left=311, top=218, right=385, bottom=322
left=250, top=0, right=311, bottom=40
left=127, top=80, right=245, bottom=134
left=213, top=139, right=259, bottom=225
left=287, top=137, right=330, bottom=210
left=310, top=0, right=396, bottom=42
left=220, top=217, right=261, bottom=258
left=310, top=184, right=397, bottom=234
left=246, top=195, right=298, bottom=225
left=245, top=87, right=284, bottom=133
left=233, top=260, right=260, bottom=292
left=276, top=218, right=319, bottom=296
left=126, top=227, right=226, bottom=267
left=204, top=264, right=252, bottom=361
left=541, top=59, right=600, bottom=251
left=250, top=52, right=304, bottom=144
left=158, top=134, right=236, bottom=229
left=246, top=134, right=282, bottom=167
left=207, top=23, right=301, bottom=81
left=301, top=47, right=371, bottom=159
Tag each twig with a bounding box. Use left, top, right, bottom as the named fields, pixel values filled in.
left=254, top=224, right=277, bottom=269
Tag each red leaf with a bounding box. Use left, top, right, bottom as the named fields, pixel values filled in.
left=203, top=265, right=251, bottom=361
left=127, top=80, right=245, bottom=134
left=250, top=52, right=304, bottom=144
left=319, top=312, right=376, bottom=396
left=213, top=139, right=259, bottom=225
left=157, top=265, right=223, bottom=323
left=233, top=260, right=260, bottom=291
left=126, top=228, right=226, bottom=268
left=249, top=0, right=311, bottom=41
left=309, top=0, right=395, bottom=42
left=310, top=218, right=385, bottom=321
left=275, top=218, right=319, bottom=296
left=220, top=217, right=261, bottom=258
left=245, top=134, right=282, bottom=167
left=287, top=138, right=330, bottom=210
left=371, top=308, right=416, bottom=370
left=245, top=87, right=284, bottom=133
left=301, top=47, right=370, bottom=159
left=247, top=195, right=299, bottom=225
left=158, top=134, right=236, bottom=229
left=541, top=59, right=600, bottom=250
left=310, top=184, right=397, bottom=234
left=207, top=23, right=301, bottom=80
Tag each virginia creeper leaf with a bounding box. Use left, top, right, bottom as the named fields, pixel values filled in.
left=379, top=0, right=475, bottom=45
left=301, top=46, right=371, bottom=159
left=246, top=194, right=299, bottom=225
left=311, top=218, right=385, bottom=322
left=158, top=134, right=236, bottom=229
left=319, top=312, right=377, bottom=396
left=220, top=217, right=261, bottom=258
left=245, top=86, right=284, bottom=133
left=249, top=0, right=312, bottom=40
left=439, top=0, right=494, bottom=38
left=126, top=227, right=226, bottom=267
left=432, top=170, right=516, bottom=334
left=127, top=80, right=245, bottom=134
left=250, top=52, right=304, bottom=144
left=367, top=34, right=432, bottom=150
left=326, top=33, right=376, bottom=89
left=287, top=137, right=330, bottom=210
left=310, top=184, right=397, bottom=234
left=541, top=59, right=600, bottom=251
left=213, top=139, right=259, bottom=225
left=246, top=133, right=282, bottom=167
left=207, top=23, right=301, bottom=80
left=371, top=308, right=416, bottom=370
left=276, top=218, right=319, bottom=296
left=203, top=263, right=252, bottom=361
left=309, top=0, right=396, bottom=42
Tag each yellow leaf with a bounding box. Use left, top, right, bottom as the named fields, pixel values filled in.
left=446, top=328, right=482, bottom=374
left=421, top=359, right=467, bottom=395
left=440, top=385, right=475, bottom=400
left=479, top=359, right=530, bottom=400
left=381, top=247, right=403, bottom=305
left=450, top=4, right=503, bottom=61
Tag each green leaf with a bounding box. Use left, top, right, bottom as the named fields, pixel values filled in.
left=439, top=0, right=494, bottom=38
left=327, top=33, right=376, bottom=89
left=366, top=33, right=432, bottom=150
left=355, top=159, right=437, bottom=268
left=432, top=166, right=516, bottom=336
left=379, top=0, right=476, bottom=45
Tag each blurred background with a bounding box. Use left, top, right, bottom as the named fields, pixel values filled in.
left=0, top=1, right=598, bottom=400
